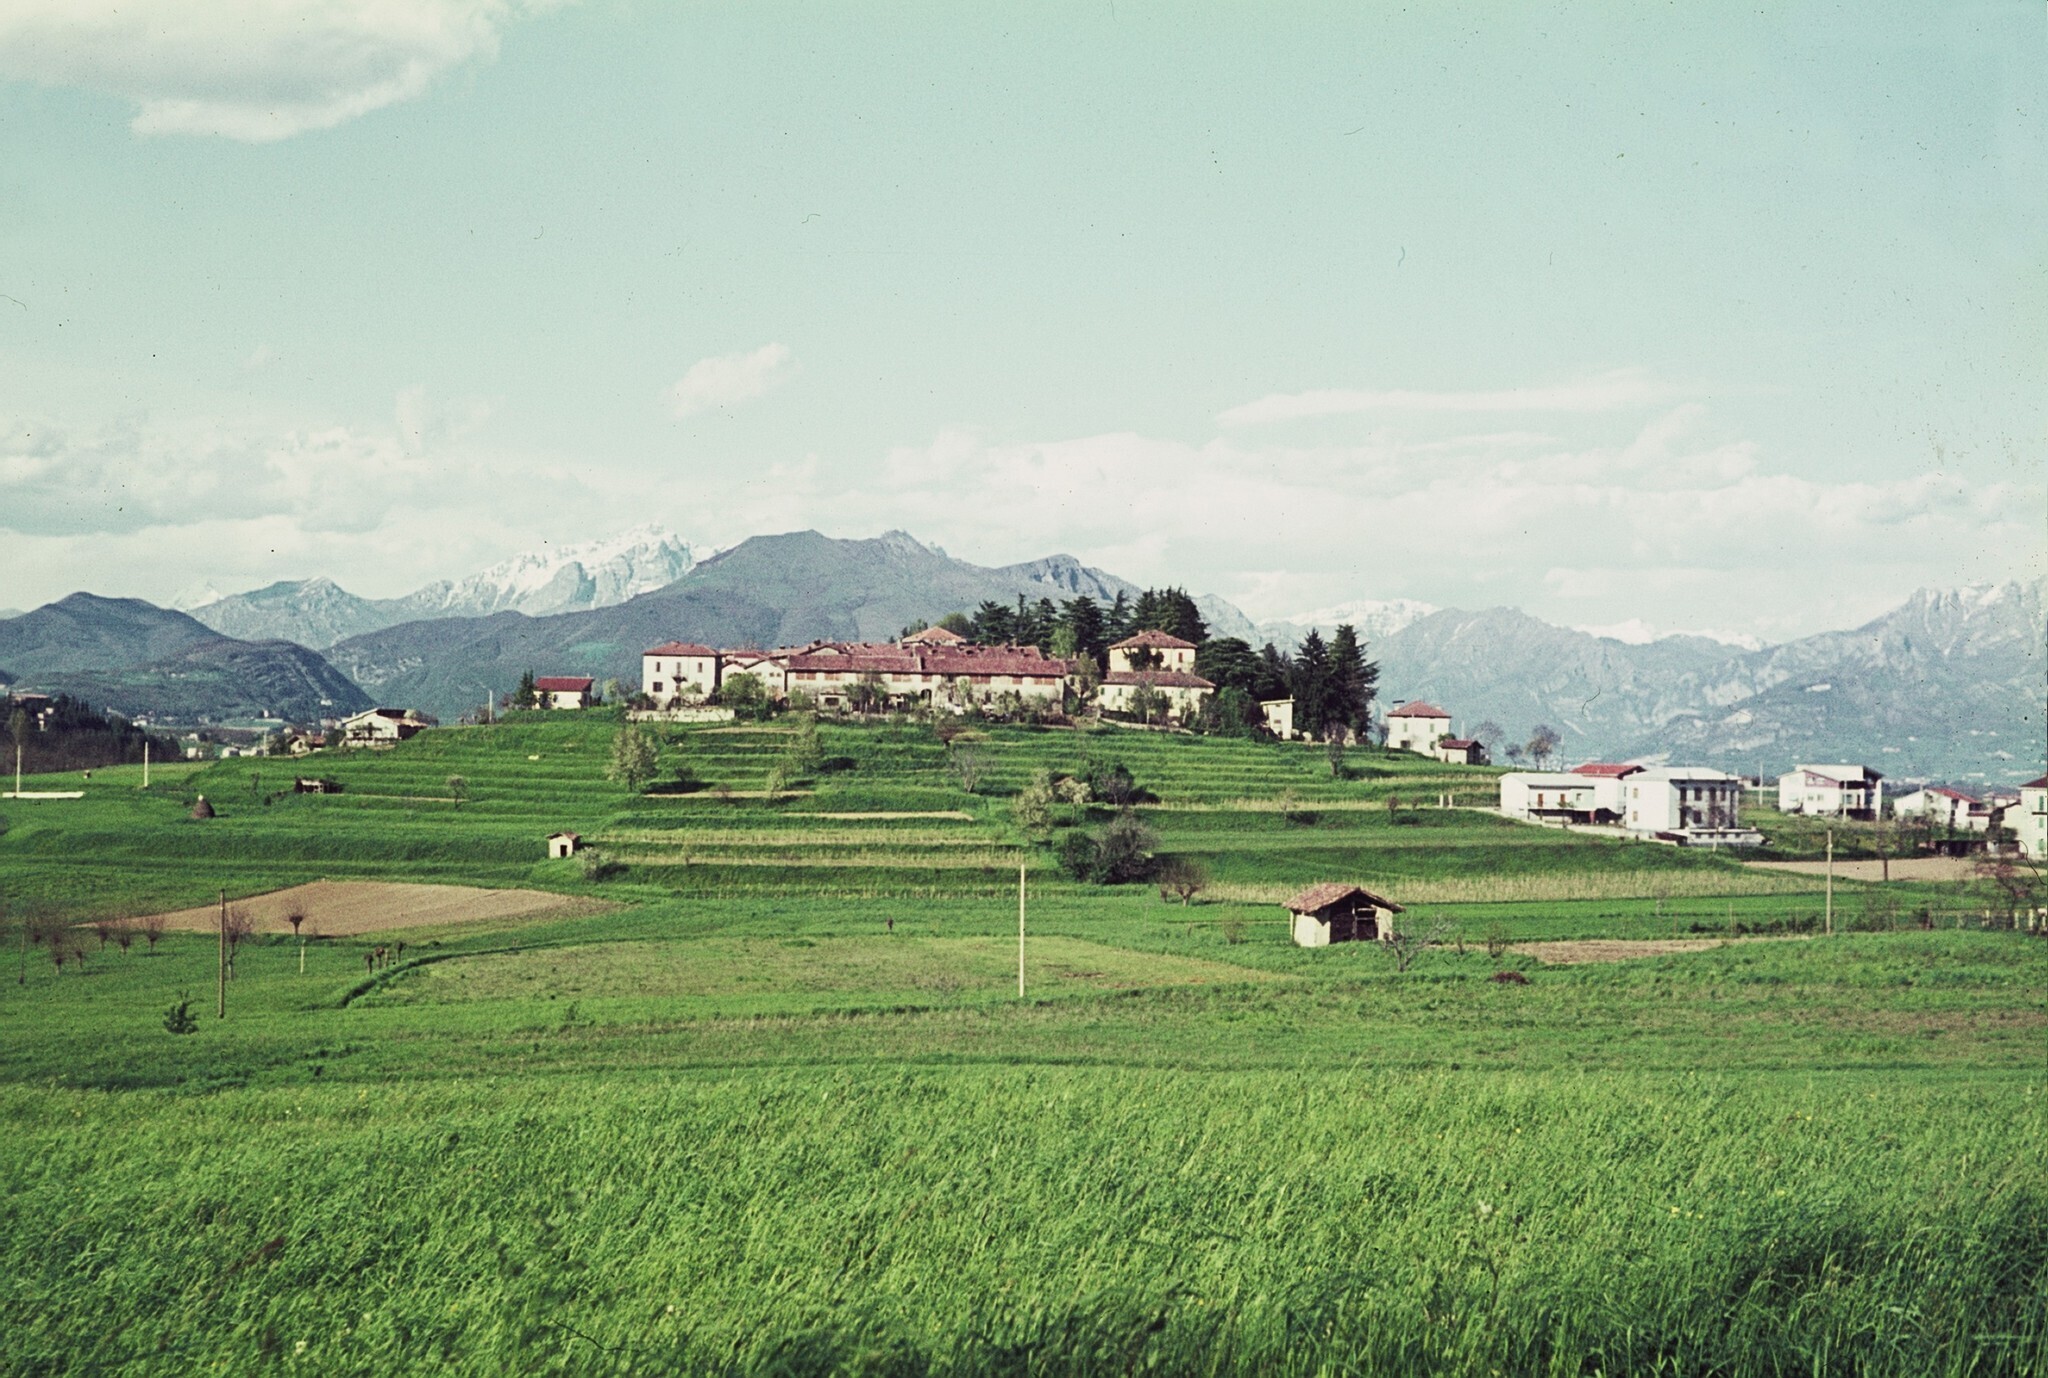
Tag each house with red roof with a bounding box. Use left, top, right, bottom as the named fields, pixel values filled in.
left=1432, top=737, right=1486, bottom=765
left=639, top=636, right=1072, bottom=713
left=1108, top=630, right=1197, bottom=675
left=1385, top=700, right=1452, bottom=754
left=534, top=676, right=595, bottom=710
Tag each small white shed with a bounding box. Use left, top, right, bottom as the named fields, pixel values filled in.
left=547, top=831, right=582, bottom=859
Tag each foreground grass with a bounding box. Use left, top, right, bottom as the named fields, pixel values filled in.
left=3, top=1069, right=2041, bottom=1375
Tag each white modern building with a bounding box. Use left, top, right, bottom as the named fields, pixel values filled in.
left=1623, top=767, right=1762, bottom=846
left=1777, top=764, right=1883, bottom=818
left=1498, top=763, right=1639, bottom=825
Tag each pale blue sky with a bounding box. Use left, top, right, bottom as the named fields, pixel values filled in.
left=1, top=1, right=2040, bottom=641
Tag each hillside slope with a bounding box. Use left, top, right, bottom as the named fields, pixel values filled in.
left=0, top=594, right=368, bottom=722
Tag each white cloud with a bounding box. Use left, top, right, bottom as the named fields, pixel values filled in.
left=0, top=1, right=565, bottom=142
left=1217, top=369, right=1674, bottom=426
left=666, top=343, right=799, bottom=418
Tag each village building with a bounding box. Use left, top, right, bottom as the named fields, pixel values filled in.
left=1623, top=767, right=1761, bottom=846
left=1776, top=764, right=1883, bottom=818
left=1107, top=630, right=1197, bottom=675
left=2016, top=776, right=2048, bottom=860
left=1893, top=786, right=1978, bottom=831
left=1499, top=771, right=1624, bottom=824
left=640, top=638, right=1071, bottom=713
left=534, top=676, right=595, bottom=710
left=336, top=707, right=425, bottom=747
left=1096, top=668, right=1215, bottom=724
left=641, top=642, right=720, bottom=703
left=1261, top=698, right=1297, bottom=740
left=547, top=831, right=582, bottom=859
left=900, top=625, right=967, bottom=646
left=1433, top=737, right=1486, bottom=765
left=1385, top=700, right=1452, bottom=753
left=1284, top=883, right=1402, bottom=947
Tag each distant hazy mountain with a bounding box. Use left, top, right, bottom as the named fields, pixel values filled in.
left=190, top=526, right=695, bottom=648
left=0, top=593, right=369, bottom=722
left=327, top=530, right=1259, bottom=718
left=1373, top=581, right=2045, bottom=783
left=1258, top=598, right=1439, bottom=651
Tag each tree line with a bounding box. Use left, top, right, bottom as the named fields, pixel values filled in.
left=1, top=694, right=180, bottom=775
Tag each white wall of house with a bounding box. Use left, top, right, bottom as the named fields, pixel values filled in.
left=2017, top=783, right=2047, bottom=860
left=1262, top=698, right=1296, bottom=740
left=1096, top=677, right=1211, bottom=721
left=641, top=651, right=718, bottom=702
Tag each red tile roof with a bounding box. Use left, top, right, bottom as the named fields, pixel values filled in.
left=644, top=642, right=715, bottom=657
left=1388, top=700, right=1449, bottom=718
left=1283, top=882, right=1404, bottom=915
left=1111, top=630, right=1197, bottom=650
left=784, top=643, right=1070, bottom=678
left=901, top=626, right=966, bottom=644
left=2023, top=776, right=2048, bottom=790
left=1439, top=738, right=1480, bottom=749
left=1103, top=669, right=1215, bottom=689
left=1571, top=762, right=1642, bottom=778
left=1922, top=786, right=1979, bottom=803
left=534, top=677, right=594, bottom=693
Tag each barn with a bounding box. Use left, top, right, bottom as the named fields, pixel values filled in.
left=1284, top=883, right=1403, bottom=947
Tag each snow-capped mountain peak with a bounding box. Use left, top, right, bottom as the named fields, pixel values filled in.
left=399, top=526, right=695, bottom=619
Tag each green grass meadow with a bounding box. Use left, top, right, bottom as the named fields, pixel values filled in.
left=1, top=714, right=2042, bottom=1374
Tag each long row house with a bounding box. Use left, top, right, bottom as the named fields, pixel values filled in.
left=640, top=625, right=1218, bottom=717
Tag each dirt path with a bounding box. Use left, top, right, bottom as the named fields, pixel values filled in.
left=1746, top=856, right=1978, bottom=883
left=135, top=880, right=612, bottom=937
left=1509, top=938, right=1729, bottom=965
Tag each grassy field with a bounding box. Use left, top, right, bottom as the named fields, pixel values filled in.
left=1, top=713, right=2041, bottom=1374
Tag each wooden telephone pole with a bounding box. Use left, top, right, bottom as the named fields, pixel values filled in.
left=1017, top=863, right=1027, bottom=999
left=216, top=889, right=227, bottom=1019
left=1824, top=830, right=1834, bottom=937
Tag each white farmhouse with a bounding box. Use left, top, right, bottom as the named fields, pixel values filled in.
left=1261, top=698, right=1297, bottom=740
left=1776, top=764, right=1882, bottom=818
left=2017, top=776, right=2048, bottom=860
left=1385, top=700, right=1451, bottom=754
left=533, top=676, right=595, bottom=710
left=1892, top=786, right=1978, bottom=831
left=1622, top=767, right=1761, bottom=846
left=642, top=642, right=720, bottom=703
left=1107, top=630, right=1198, bottom=674
left=336, top=707, right=424, bottom=747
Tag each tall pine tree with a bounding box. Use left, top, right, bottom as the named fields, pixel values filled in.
left=1328, top=624, right=1379, bottom=737
left=1291, top=630, right=1334, bottom=738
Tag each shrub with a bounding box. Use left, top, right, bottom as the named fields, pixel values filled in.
left=1218, top=916, right=1246, bottom=944
left=1484, top=924, right=1509, bottom=961
left=1012, top=769, right=1055, bottom=838
left=162, top=999, right=199, bottom=1035
left=1095, top=809, right=1158, bottom=885
left=1490, top=970, right=1530, bottom=985
left=1085, top=760, right=1140, bottom=807
left=580, top=852, right=627, bottom=883
left=1055, top=832, right=1100, bottom=882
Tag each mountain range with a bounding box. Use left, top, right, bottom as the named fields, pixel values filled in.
left=185, top=526, right=695, bottom=648
left=2, top=528, right=2039, bottom=782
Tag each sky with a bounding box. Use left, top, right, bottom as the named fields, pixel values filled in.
left=0, top=0, right=2041, bottom=644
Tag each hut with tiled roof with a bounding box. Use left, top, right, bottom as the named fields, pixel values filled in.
left=1283, top=883, right=1402, bottom=947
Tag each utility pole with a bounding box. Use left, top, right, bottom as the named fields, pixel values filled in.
left=1017, top=862, right=1027, bottom=1000
left=1824, top=830, right=1834, bottom=937
left=217, top=889, right=227, bottom=1019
